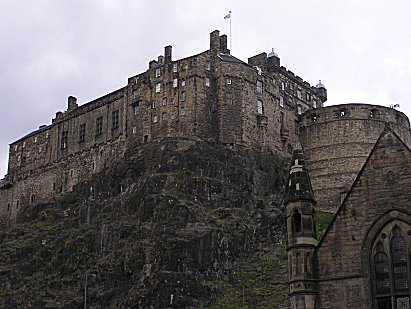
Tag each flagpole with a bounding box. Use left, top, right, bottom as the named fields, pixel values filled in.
left=229, top=11, right=232, bottom=51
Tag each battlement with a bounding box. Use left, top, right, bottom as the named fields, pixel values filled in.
left=2, top=29, right=407, bottom=221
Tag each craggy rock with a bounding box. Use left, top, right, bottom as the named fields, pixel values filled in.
left=0, top=139, right=289, bottom=308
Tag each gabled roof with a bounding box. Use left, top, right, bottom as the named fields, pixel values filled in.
left=316, top=127, right=411, bottom=249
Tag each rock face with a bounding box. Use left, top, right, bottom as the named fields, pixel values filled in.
left=0, top=139, right=289, bottom=308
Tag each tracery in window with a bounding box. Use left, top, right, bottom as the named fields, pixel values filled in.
left=372, top=225, right=410, bottom=309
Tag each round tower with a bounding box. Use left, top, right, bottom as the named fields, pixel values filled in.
left=299, top=103, right=411, bottom=212
left=285, top=143, right=317, bottom=309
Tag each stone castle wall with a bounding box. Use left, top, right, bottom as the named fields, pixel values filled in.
left=2, top=30, right=409, bottom=223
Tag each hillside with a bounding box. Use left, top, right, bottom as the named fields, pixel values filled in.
left=0, top=139, right=290, bottom=308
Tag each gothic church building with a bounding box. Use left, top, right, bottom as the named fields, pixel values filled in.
left=286, top=128, right=411, bottom=309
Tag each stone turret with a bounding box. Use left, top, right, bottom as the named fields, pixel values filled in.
left=285, top=143, right=317, bottom=309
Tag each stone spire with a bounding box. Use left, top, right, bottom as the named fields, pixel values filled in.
left=285, top=143, right=316, bottom=204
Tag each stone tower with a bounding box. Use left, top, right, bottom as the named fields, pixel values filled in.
left=285, top=143, right=317, bottom=309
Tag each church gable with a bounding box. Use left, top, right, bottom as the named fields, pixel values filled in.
left=315, top=129, right=411, bottom=308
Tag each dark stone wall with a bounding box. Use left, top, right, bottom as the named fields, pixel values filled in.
left=315, top=131, right=411, bottom=308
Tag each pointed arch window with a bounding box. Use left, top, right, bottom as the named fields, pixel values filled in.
left=372, top=226, right=410, bottom=309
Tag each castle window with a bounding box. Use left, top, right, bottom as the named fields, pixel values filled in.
left=181, top=91, right=186, bottom=102
left=173, top=63, right=178, bottom=73
left=173, top=78, right=178, bottom=88
left=34, top=137, right=37, bottom=143
left=79, top=124, right=86, bottom=143
left=112, top=110, right=119, bottom=130
left=297, top=105, right=302, bottom=115
left=30, top=194, right=36, bottom=204
left=226, top=78, right=232, bottom=85
left=151, top=101, right=156, bottom=109
left=95, top=117, right=103, bottom=136
left=38, top=146, right=42, bottom=153
left=280, top=96, right=284, bottom=107
left=280, top=112, right=285, bottom=128
left=152, top=114, right=158, bottom=123
left=180, top=106, right=186, bottom=116
left=155, top=83, right=161, bottom=93
left=133, top=90, right=139, bottom=100
left=205, top=61, right=211, bottom=70
left=370, top=109, right=379, bottom=119
left=281, top=82, right=285, bottom=91
left=292, top=210, right=302, bottom=234
left=257, top=100, right=263, bottom=114
left=17, top=155, right=21, bottom=162
left=15, top=145, right=18, bottom=151
left=339, top=109, right=347, bottom=117
left=205, top=77, right=210, bottom=87
left=162, top=97, right=167, bottom=106
left=134, top=103, right=140, bottom=116
left=306, top=93, right=311, bottom=101
left=372, top=227, right=410, bottom=308
left=171, top=98, right=175, bottom=105
left=23, top=141, right=26, bottom=148
left=312, top=100, right=317, bottom=109
left=312, top=114, right=317, bottom=122
left=7, top=204, right=10, bottom=211
left=225, top=92, right=233, bottom=105
left=155, top=68, right=161, bottom=78
left=256, top=80, right=263, bottom=94
left=297, top=90, right=303, bottom=100
left=46, top=132, right=49, bottom=139
left=162, top=112, right=167, bottom=121
left=144, top=135, right=148, bottom=143
left=16, top=200, right=19, bottom=209
left=132, top=126, right=136, bottom=134
left=181, top=80, right=186, bottom=87
left=289, top=83, right=293, bottom=90
left=61, top=131, right=68, bottom=149
left=295, top=121, right=299, bottom=135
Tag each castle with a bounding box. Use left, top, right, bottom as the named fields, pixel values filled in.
left=1, top=30, right=410, bottom=222
left=1, top=30, right=411, bottom=307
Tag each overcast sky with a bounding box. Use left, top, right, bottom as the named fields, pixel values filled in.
left=1, top=0, right=411, bottom=177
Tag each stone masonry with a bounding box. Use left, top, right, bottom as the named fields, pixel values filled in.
left=1, top=29, right=410, bottom=225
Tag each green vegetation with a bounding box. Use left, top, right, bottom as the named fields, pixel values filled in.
left=315, top=211, right=334, bottom=241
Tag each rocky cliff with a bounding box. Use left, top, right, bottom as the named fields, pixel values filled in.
left=0, top=139, right=289, bottom=308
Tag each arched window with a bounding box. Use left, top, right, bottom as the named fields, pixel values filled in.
left=391, top=227, right=408, bottom=292
left=292, top=210, right=302, bottom=234
left=373, top=227, right=410, bottom=309
left=374, top=243, right=390, bottom=295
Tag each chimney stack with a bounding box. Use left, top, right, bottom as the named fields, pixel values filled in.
left=165, top=45, right=172, bottom=63
left=67, top=96, right=78, bottom=111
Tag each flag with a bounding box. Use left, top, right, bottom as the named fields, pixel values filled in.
left=224, top=13, right=230, bottom=19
